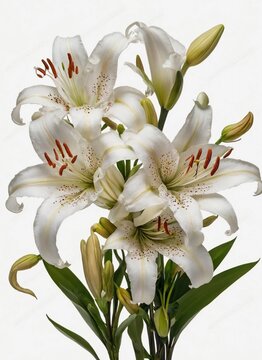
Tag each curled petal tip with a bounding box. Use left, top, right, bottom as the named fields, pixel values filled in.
left=6, top=196, right=24, bottom=213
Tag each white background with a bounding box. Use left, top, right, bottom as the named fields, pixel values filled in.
left=1, top=0, right=262, bottom=359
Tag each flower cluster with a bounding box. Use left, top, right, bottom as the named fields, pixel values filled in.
left=7, top=21, right=262, bottom=307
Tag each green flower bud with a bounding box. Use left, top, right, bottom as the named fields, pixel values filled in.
left=219, top=112, right=254, bottom=143
left=140, top=98, right=158, bottom=126
left=186, top=24, right=224, bottom=68
left=102, top=260, right=114, bottom=301
left=80, top=232, right=103, bottom=299
left=116, top=288, right=139, bottom=314
left=154, top=306, right=169, bottom=338
left=99, top=217, right=116, bottom=236
left=92, top=223, right=111, bottom=238
left=9, top=254, right=41, bottom=298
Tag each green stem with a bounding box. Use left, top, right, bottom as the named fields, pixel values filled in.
left=181, top=62, right=189, bottom=76
left=215, top=137, right=222, bottom=145
left=158, top=107, right=169, bottom=131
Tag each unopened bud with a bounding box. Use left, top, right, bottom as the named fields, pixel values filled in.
left=9, top=254, right=41, bottom=298
left=80, top=232, right=103, bottom=299
left=99, top=218, right=116, bottom=236
left=92, top=223, right=110, bottom=239
left=154, top=306, right=169, bottom=338
left=102, top=260, right=114, bottom=301
left=196, top=92, right=209, bottom=109
left=186, top=24, right=224, bottom=68
left=116, top=288, right=139, bottom=314
left=219, top=112, right=254, bottom=143
left=140, top=98, right=158, bottom=126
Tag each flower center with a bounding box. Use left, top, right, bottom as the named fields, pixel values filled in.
left=35, top=54, right=87, bottom=107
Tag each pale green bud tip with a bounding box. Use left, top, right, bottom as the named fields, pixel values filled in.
left=154, top=307, right=169, bottom=338
left=186, top=24, right=224, bottom=67
left=92, top=223, right=110, bottom=238
left=99, top=217, right=116, bottom=236
left=116, top=288, right=139, bottom=314
left=140, top=98, right=158, bottom=126
left=9, top=254, right=41, bottom=298
left=81, top=233, right=103, bottom=299
left=117, top=124, right=125, bottom=135
left=196, top=92, right=209, bottom=109
left=220, top=112, right=254, bottom=143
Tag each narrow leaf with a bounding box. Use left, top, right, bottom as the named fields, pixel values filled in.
left=171, top=260, right=259, bottom=339
left=210, top=238, right=236, bottom=270
left=115, top=314, right=137, bottom=350
left=47, top=315, right=100, bottom=360
left=128, top=316, right=151, bottom=359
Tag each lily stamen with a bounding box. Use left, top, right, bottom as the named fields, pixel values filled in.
left=59, top=163, right=68, bottom=176
left=44, top=152, right=56, bottom=168
left=55, top=139, right=65, bottom=158
left=210, top=156, right=220, bottom=176
left=163, top=220, right=170, bottom=235
left=63, top=143, right=73, bottom=158
left=204, top=148, right=212, bottom=169
left=157, top=216, right=161, bottom=231
left=223, top=148, right=233, bottom=158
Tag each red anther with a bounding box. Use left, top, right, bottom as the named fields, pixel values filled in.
left=47, top=58, right=58, bottom=78
left=67, top=53, right=73, bottom=64
left=41, top=59, right=50, bottom=70
left=210, top=156, right=220, bottom=176
left=163, top=221, right=170, bottom=235
left=186, top=155, right=195, bottom=174
left=186, top=154, right=194, bottom=161
left=37, top=74, right=43, bottom=78
left=68, top=66, right=73, bottom=79
left=71, top=155, right=78, bottom=164
left=196, top=148, right=202, bottom=161
left=59, top=163, right=68, bottom=176
left=44, top=152, right=54, bottom=167
left=157, top=216, right=161, bottom=231
left=223, top=148, right=233, bottom=158
left=204, top=148, right=212, bottom=169
left=53, top=148, right=59, bottom=161
left=36, top=67, right=46, bottom=76
left=75, top=66, right=79, bottom=74
left=55, top=139, right=65, bottom=158
left=63, top=143, right=73, bottom=157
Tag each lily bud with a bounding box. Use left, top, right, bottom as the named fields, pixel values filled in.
left=80, top=232, right=103, bottom=299
left=154, top=306, right=169, bottom=338
left=140, top=98, right=158, bottom=126
left=9, top=254, right=41, bottom=298
left=116, top=288, right=139, bottom=314
left=102, top=260, right=114, bottom=301
left=186, top=24, right=224, bottom=68
left=99, top=217, right=117, bottom=236
left=219, top=112, right=254, bottom=143
left=92, top=223, right=110, bottom=239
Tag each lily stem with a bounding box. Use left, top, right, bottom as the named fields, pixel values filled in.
left=158, top=107, right=169, bottom=131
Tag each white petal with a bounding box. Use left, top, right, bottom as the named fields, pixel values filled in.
left=109, top=202, right=129, bottom=224
left=107, top=86, right=146, bottom=131
left=92, top=131, right=135, bottom=169
left=52, top=35, right=88, bottom=73
left=126, top=22, right=183, bottom=105
left=118, top=169, right=167, bottom=225
left=123, top=125, right=179, bottom=186
left=12, top=85, right=67, bottom=125
left=124, top=62, right=154, bottom=95
left=126, top=251, right=158, bottom=304
left=34, top=188, right=96, bottom=267
left=159, top=185, right=204, bottom=247
left=6, top=164, right=69, bottom=213
left=103, top=220, right=136, bottom=251
left=172, top=101, right=212, bottom=153
left=70, top=106, right=103, bottom=140
left=195, top=194, right=238, bottom=235
left=86, top=33, right=129, bottom=104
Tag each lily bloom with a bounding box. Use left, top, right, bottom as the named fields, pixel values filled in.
left=121, top=96, right=262, bottom=245
left=125, top=22, right=186, bottom=109
left=104, top=206, right=213, bottom=304
left=6, top=112, right=134, bottom=267
left=12, top=33, right=147, bottom=139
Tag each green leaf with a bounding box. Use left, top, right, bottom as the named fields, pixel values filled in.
left=165, top=71, right=183, bottom=110
left=115, top=314, right=137, bottom=350
left=128, top=316, right=151, bottom=359
left=43, top=261, right=107, bottom=345
left=171, top=260, right=259, bottom=339
left=114, top=259, right=126, bottom=287
left=47, top=315, right=100, bottom=360
left=210, top=238, right=236, bottom=270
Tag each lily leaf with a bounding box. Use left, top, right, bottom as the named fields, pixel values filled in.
left=46, top=315, right=100, bottom=360
left=171, top=260, right=259, bottom=339
left=128, top=316, right=151, bottom=360
left=115, top=314, right=137, bottom=350
left=210, top=238, right=236, bottom=270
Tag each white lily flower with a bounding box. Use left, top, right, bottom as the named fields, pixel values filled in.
left=6, top=112, right=134, bottom=267
left=12, top=33, right=147, bottom=138
left=121, top=98, right=262, bottom=245
left=104, top=208, right=213, bottom=304
left=125, top=22, right=186, bottom=108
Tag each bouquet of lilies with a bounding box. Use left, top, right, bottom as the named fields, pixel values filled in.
left=7, top=22, right=261, bottom=360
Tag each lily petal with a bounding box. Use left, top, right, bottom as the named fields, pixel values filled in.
left=70, top=106, right=103, bottom=140
left=107, top=86, right=146, bottom=131
left=12, top=85, right=67, bottom=125
left=34, top=188, right=96, bottom=267
left=86, top=32, right=129, bottom=105
left=195, top=193, right=239, bottom=235
left=172, top=100, right=212, bottom=152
